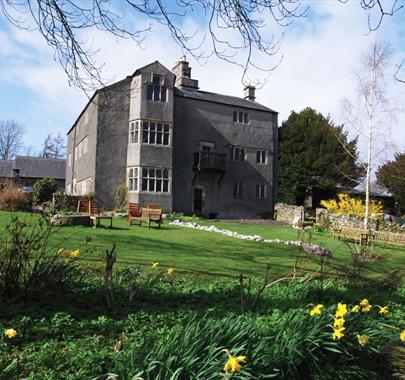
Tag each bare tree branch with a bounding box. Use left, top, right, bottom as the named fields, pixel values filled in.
left=0, top=120, right=24, bottom=160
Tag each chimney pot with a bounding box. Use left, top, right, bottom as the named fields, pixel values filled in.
left=244, top=85, right=256, bottom=102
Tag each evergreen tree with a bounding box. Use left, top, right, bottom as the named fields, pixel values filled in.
left=278, top=108, right=363, bottom=205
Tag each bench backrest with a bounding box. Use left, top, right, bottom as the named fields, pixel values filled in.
left=147, top=204, right=159, bottom=209
left=77, top=199, right=90, bottom=214
left=142, top=207, right=162, bottom=220
left=128, top=202, right=142, bottom=217
left=89, top=201, right=100, bottom=216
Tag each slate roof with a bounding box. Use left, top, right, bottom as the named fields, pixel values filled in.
left=175, top=87, right=277, bottom=113
left=0, top=160, right=13, bottom=178
left=350, top=182, right=393, bottom=198
left=0, top=157, right=66, bottom=180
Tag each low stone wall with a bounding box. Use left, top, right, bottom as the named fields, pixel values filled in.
left=274, top=203, right=304, bottom=224
left=51, top=214, right=91, bottom=226
left=316, top=208, right=378, bottom=230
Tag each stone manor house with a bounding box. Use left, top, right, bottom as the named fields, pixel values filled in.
left=66, top=58, right=278, bottom=218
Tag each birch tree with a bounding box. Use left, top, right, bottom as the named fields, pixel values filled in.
left=343, top=41, right=393, bottom=229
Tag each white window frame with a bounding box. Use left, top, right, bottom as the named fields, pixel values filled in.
left=129, top=121, right=140, bottom=144
left=256, top=150, right=267, bottom=164
left=141, top=121, right=171, bottom=146
left=146, top=74, right=167, bottom=102
left=233, top=111, right=249, bottom=124
left=256, top=184, right=266, bottom=199
left=233, top=183, right=244, bottom=199
left=128, top=167, right=139, bottom=191
left=231, top=146, right=246, bottom=161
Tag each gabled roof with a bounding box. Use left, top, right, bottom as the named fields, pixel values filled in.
left=13, top=156, right=66, bottom=179
left=0, top=160, right=13, bottom=178
left=350, top=182, right=393, bottom=198
left=175, top=87, right=277, bottom=113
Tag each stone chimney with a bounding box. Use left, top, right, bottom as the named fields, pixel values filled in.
left=172, top=56, right=199, bottom=89
left=244, top=85, right=256, bottom=102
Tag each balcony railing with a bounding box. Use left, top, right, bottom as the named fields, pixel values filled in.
left=193, top=151, right=226, bottom=172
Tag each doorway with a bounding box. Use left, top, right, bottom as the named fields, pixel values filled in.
left=194, top=188, right=203, bottom=215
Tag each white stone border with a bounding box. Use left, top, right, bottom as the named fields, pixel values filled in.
left=169, top=220, right=332, bottom=257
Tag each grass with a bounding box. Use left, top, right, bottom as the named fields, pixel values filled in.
left=0, top=211, right=403, bottom=280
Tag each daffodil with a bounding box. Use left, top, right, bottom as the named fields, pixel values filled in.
left=309, top=304, right=324, bottom=316
left=357, top=334, right=369, bottom=346
left=400, top=330, right=405, bottom=342
left=4, top=329, right=17, bottom=338
left=70, top=249, right=80, bottom=258
left=335, top=303, right=348, bottom=318
left=377, top=306, right=388, bottom=316
left=351, top=305, right=360, bottom=313
left=223, top=349, right=246, bottom=373
left=57, top=248, right=65, bottom=255
left=360, top=299, right=372, bottom=313
left=333, top=318, right=345, bottom=329
left=332, top=327, right=345, bottom=340
left=167, top=268, right=175, bottom=276
left=151, top=261, right=159, bottom=269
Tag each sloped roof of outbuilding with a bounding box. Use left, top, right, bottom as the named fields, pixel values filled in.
left=14, top=156, right=66, bottom=179
left=0, top=160, right=13, bottom=178
left=175, top=87, right=277, bottom=113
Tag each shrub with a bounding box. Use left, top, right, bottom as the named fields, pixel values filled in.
left=32, top=178, right=58, bottom=205
left=114, top=183, right=127, bottom=211
left=0, top=182, right=31, bottom=211
left=0, top=214, right=82, bottom=299
left=321, top=193, right=383, bottom=220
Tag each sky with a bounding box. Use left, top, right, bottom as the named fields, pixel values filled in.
left=0, top=0, right=404, bottom=170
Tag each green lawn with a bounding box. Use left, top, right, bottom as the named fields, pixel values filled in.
left=1, top=211, right=403, bottom=279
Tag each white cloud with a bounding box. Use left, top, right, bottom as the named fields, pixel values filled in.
left=0, top=2, right=404, bottom=166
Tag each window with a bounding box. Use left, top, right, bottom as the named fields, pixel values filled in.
left=68, top=153, right=72, bottom=167
left=83, top=137, right=88, bottom=154
left=231, top=146, right=246, bottom=161
left=74, top=146, right=78, bottom=161
left=233, top=111, right=249, bottom=124
left=233, top=183, right=244, bottom=199
left=256, top=184, right=266, bottom=199
left=147, top=74, right=167, bottom=102
left=142, top=122, right=170, bottom=145
left=129, top=121, right=139, bottom=143
left=141, top=167, right=170, bottom=192
left=256, top=150, right=266, bottom=164
left=75, top=137, right=89, bottom=159
left=128, top=167, right=139, bottom=191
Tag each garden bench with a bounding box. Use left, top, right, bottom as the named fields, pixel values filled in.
left=129, top=205, right=163, bottom=229
left=128, top=203, right=143, bottom=226
left=77, top=200, right=113, bottom=228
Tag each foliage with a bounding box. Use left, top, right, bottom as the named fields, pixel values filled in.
left=320, top=193, right=383, bottom=220
left=114, top=183, right=127, bottom=211
left=278, top=108, right=363, bottom=205
left=0, top=214, right=82, bottom=298
left=32, top=178, right=58, bottom=204
left=165, top=212, right=203, bottom=222
left=52, top=190, right=81, bottom=212
left=0, top=182, right=31, bottom=211
left=376, top=152, right=405, bottom=212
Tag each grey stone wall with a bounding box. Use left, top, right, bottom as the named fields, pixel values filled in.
left=274, top=203, right=304, bottom=223
left=66, top=96, right=98, bottom=194
left=95, top=79, right=132, bottom=209
left=173, top=96, right=277, bottom=218
left=315, top=208, right=378, bottom=229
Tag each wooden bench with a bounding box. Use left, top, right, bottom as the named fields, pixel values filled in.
left=128, top=203, right=143, bottom=226
left=77, top=200, right=113, bottom=228
left=129, top=205, right=163, bottom=229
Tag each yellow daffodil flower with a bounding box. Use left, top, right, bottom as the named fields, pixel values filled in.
left=167, top=268, right=175, bottom=276
left=360, top=298, right=372, bottom=312
left=335, top=303, right=348, bottom=318
left=332, top=327, right=345, bottom=340
left=223, top=350, right=246, bottom=373
left=357, top=335, right=369, bottom=346
left=57, top=248, right=65, bottom=255
left=4, top=329, right=17, bottom=338
left=151, top=262, right=159, bottom=269
left=377, top=306, right=389, bottom=316
left=309, top=304, right=324, bottom=316
left=333, top=318, right=345, bottom=329
left=400, top=330, right=405, bottom=342
left=351, top=305, right=360, bottom=313
left=70, top=249, right=80, bottom=258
